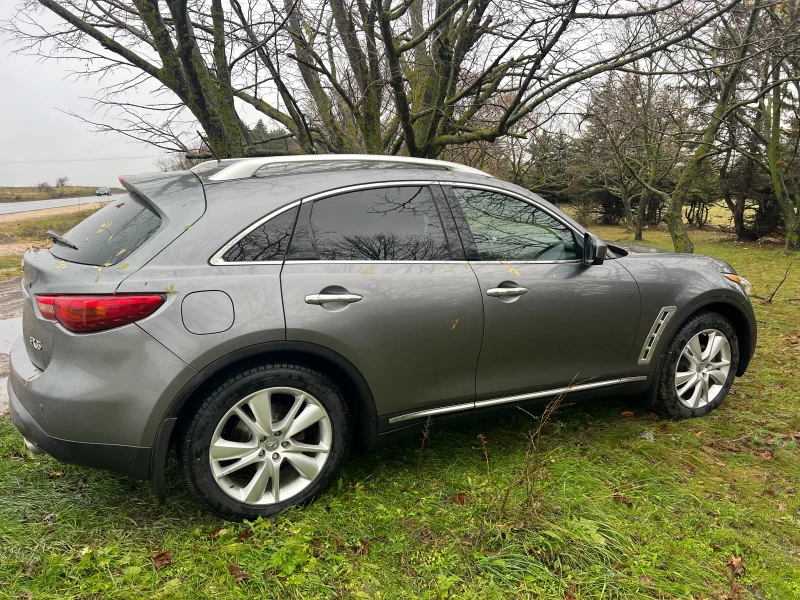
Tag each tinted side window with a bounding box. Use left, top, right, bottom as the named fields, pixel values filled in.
left=307, top=187, right=450, bottom=261
left=222, top=206, right=298, bottom=262
left=452, top=188, right=579, bottom=261
left=49, top=194, right=161, bottom=266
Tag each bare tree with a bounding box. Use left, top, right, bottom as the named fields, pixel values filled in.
left=4, top=0, right=743, bottom=160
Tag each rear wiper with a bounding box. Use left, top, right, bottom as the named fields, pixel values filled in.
left=46, top=230, right=79, bottom=250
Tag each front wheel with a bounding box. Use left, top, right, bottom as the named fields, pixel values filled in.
left=654, top=311, right=739, bottom=419
left=180, top=363, right=350, bottom=520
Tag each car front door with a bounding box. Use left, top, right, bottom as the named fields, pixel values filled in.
left=444, top=185, right=641, bottom=403
left=280, top=184, right=484, bottom=423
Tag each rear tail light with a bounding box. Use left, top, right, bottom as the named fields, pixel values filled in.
left=36, top=294, right=166, bottom=333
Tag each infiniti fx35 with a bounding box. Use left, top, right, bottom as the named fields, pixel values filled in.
left=8, top=155, right=756, bottom=519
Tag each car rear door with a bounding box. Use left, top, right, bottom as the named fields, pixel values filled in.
left=443, top=185, right=641, bottom=404
left=280, top=183, right=484, bottom=424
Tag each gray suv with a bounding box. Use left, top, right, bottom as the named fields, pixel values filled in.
left=8, top=156, right=756, bottom=519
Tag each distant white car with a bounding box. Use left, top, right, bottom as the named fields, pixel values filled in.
left=96, top=187, right=111, bottom=196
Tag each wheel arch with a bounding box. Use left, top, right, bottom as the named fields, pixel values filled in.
left=677, top=297, right=754, bottom=377
left=151, top=341, right=379, bottom=503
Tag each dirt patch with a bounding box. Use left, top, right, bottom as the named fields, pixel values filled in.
left=0, top=277, right=24, bottom=321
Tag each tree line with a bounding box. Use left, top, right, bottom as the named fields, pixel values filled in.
left=3, top=0, right=800, bottom=251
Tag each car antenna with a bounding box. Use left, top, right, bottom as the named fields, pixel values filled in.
left=197, top=130, right=221, bottom=163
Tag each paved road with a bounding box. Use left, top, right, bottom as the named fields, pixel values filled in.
left=0, top=195, right=118, bottom=215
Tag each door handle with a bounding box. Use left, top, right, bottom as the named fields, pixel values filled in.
left=486, top=287, right=529, bottom=298
left=305, top=293, right=363, bottom=305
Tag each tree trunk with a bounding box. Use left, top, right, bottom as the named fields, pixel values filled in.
left=765, top=68, right=800, bottom=251
left=621, top=186, right=633, bottom=232
left=635, top=192, right=647, bottom=240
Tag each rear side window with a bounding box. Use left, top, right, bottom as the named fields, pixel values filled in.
left=302, top=186, right=450, bottom=261
left=49, top=194, right=161, bottom=266
left=221, top=206, right=298, bottom=262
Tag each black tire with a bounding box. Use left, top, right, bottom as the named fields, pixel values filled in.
left=180, top=363, right=350, bottom=520
left=653, top=311, right=739, bottom=419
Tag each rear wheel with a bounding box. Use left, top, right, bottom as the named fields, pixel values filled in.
left=180, top=363, right=350, bottom=520
left=654, top=312, right=739, bottom=419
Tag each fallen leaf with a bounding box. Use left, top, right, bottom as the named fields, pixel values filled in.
left=504, top=263, right=521, bottom=277
left=620, top=411, right=636, bottom=419
left=152, top=551, right=172, bottom=570
left=227, top=564, right=252, bottom=582
left=42, top=513, right=56, bottom=526
left=118, top=263, right=130, bottom=270
left=753, top=448, right=774, bottom=460
left=75, top=476, right=88, bottom=490
left=612, top=493, right=633, bottom=507
left=565, top=585, right=577, bottom=600
left=49, top=471, right=63, bottom=478
left=95, top=275, right=100, bottom=282
left=209, top=527, right=226, bottom=539
left=639, top=574, right=655, bottom=586
left=726, top=555, right=744, bottom=576
left=22, top=561, right=39, bottom=576
left=450, top=318, right=459, bottom=330
left=360, top=265, right=375, bottom=275
left=116, top=248, right=127, bottom=256
left=103, top=262, right=113, bottom=267
left=444, top=268, right=457, bottom=275
left=779, top=503, right=787, bottom=511
left=164, top=284, right=178, bottom=294
left=236, top=527, right=252, bottom=542
left=695, top=431, right=703, bottom=437
left=184, top=225, right=192, bottom=231
left=455, top=492, right=467, bottom=505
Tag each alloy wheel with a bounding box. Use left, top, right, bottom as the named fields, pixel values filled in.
left=674, top=329, right=732, bottom=409
left=209, top=387, right=332, bottom=505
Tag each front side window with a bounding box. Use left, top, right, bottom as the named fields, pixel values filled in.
left=451, top=188, right=579, bottom=261
left=221, top=205, right=298, bottom=262
left=305, top=186, right=450, bottom=261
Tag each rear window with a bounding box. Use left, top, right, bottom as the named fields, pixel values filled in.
left=49, top=194, right=162, bottom=266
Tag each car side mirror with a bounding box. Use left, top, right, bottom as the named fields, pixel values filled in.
left=583, top=232, right=607, bottom=266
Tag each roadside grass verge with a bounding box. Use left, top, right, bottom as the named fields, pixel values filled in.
left=0, top=208, right=103, bottom=280
left=0, top=186, right=124, bottom=203
left=0, top=226, right=798, bottom=598
left=0, top=209, right=100, bottom=246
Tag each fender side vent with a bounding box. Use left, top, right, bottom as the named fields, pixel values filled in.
left=638, top=306, right=677, bottom=365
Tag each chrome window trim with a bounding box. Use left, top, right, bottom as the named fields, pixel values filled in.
left=388, top=376, right=648, bottom=423
left=284, top=260, right=469, bottom=265
left=210, top=179, right=587, bottom=267
left=210, top=200, right=300, bottom=266
left=212, top=181, right=442, bottom=266
left=638, top=306, right=678, bottom=365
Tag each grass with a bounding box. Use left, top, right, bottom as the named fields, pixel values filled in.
left=0, top=209, right=101, bottom=281
left=1, top=225, right=799, bottom=599
left=0, top=186, right=124, bottom=203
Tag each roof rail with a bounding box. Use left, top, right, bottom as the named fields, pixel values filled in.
left=205, top=154, right=491, bottom=181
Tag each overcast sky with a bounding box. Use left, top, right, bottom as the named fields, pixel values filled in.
left=0, top=2, right=168, bottom=188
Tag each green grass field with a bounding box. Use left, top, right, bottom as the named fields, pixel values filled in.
left=0, top=186, right=124, bottom=203
left=0, top=225, right=798, bottom=599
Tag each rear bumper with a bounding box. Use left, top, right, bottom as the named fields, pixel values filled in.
left=6, top=323, right=196, bottom=479
left=8, top=377, right=152, bottom=479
